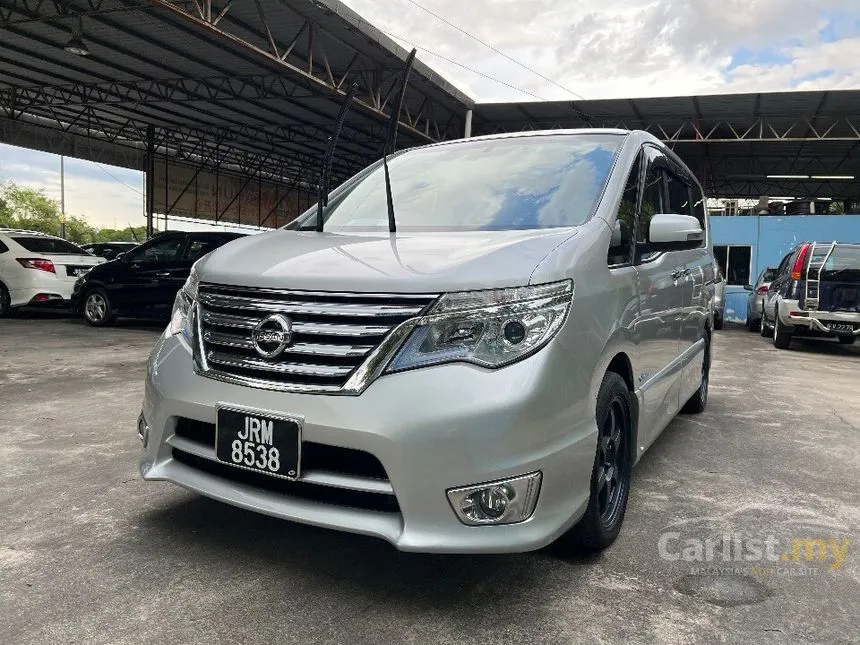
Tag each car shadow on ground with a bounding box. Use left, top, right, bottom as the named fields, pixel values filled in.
left=12, top=308, right=165, bottom=332
left=785, top=337, right=860, bottom=357
left=721, top=322, right=859, bottom=357
left=138, top=493, right=603, bottom=604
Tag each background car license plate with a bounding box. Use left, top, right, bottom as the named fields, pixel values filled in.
left=830, top=323, right=854, bottom=332
left=215, top=407, right=300, bottom=479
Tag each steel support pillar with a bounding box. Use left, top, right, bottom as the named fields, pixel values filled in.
left=145, top=124, right=155, bottom=239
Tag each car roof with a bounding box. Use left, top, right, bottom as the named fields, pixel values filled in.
left=150, top=231, right=245, bottom=239
left=0, top=228, right=55, bottom=237
left=1, top=230, right=68, bottom=242
left=418, top=128, right=630, bottom=153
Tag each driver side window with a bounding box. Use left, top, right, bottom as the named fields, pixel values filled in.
left=608, top=153, right=640, bottom=267
left=636, top=147, right=667, bottom=262
left=128, top=236, right=185, bottom=263
left=638, top=151, right=666, bottom=244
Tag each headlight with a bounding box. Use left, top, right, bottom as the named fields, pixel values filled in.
left=386, top=280, right=572, bottom=372
left=166, top=269, right=200, bottom=341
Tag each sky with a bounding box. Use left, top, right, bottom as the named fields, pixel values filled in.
left=1, top=0, right=859, bottom=230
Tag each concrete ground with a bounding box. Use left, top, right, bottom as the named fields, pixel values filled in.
left=1, top=315, right=858, bottom=645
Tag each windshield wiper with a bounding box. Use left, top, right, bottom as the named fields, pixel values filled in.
left=382, top=48, right=417, bottom=234
left=316, top=82, right=359, bottom=232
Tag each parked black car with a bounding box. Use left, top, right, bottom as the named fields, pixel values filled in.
left=80, top=242, right=139, bottom=261
left=72, top=231, right=245, bottom=326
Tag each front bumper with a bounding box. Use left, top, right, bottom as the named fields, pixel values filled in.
left=140, top=334, right=597, bottom=553
left=778, top=299, right=860, bottom=335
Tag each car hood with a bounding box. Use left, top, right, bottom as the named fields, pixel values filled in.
left=196, top=228, right=579, bottom=293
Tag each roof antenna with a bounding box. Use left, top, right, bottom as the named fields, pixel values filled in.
left=382, top=48, right=417, bottom=234
left=316, top=82, right=359, bottom=232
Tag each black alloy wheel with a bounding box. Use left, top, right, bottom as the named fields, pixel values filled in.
left=596, top=394, right=630, bottom=526
left=553, top=372, right=634, bottom=554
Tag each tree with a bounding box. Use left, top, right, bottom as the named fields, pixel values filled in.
left=0, top=183, right=63, bottom=234
left=0, top=182, right=144, bottom=244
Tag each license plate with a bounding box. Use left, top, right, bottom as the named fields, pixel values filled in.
left=215, top=406, right=301, bottom=479
left=830, top=323, right=855, bottom=333
left=68, top=267, right=90, bottom=277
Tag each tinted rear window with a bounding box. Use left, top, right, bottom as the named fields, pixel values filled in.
left=828, top=246, right=860, bottom=268
left=822, top=245, right=860, bottom=279
left=762, top=268, right=777, bottom=281
left=12, top=236, right=89, bottom=255
left=300, top=134, right=624, bottom=231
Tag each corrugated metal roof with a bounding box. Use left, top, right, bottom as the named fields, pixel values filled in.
left=474, top=90, right=860, bottom=199
left=1, top=0, right=858, bottom=202
left=0, top=0, right=474, bottom=190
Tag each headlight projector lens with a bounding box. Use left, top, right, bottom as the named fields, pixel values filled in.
left=503, top=320, right=526, bottom=344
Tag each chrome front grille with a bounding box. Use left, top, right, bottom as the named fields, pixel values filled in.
left=196, top=283, right=438, bottom=393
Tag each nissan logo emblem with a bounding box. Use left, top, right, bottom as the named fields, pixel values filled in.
left=251, top=313, right=293, bottom=358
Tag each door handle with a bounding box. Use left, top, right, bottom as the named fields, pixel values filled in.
left=156, top=271, right=171, bottom=278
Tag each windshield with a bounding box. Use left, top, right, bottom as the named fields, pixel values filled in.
left=12, top=236, right=89, bottom=255
left=298, top=133, right=624, bottom=231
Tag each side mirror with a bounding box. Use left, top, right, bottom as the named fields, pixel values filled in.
left=743, top=284, right=753, bottom=291
left=649, top=214, right=704, bottom=245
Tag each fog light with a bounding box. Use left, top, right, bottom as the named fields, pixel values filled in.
left=477, top=485, right=511, bottom=519
left=447, top=472, right=542, bottom=525
left=137, top=413, right=150, bottom=447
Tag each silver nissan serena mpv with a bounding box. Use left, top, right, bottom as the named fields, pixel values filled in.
left=140, top=129, right=715, bottom=554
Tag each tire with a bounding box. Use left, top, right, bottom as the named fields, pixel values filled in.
left=554, top=372, right=633, bottom=554
left=760, top=309, right=771, bottom=337
left=713, top=313, right=723, bottom=330
left=682, top=333, right=710, bottom=414
left=749, top=317, right=761, bottom=333
left=772, top=314, right=793, bottom=349
left=83, top=288, right=116, bottom=327
left=838, top=336, right=856, bottom=345
left=0, top=282, right=11, bottom=318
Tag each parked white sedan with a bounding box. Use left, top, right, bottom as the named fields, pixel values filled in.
left=0, top=229, right=105, bottom=316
